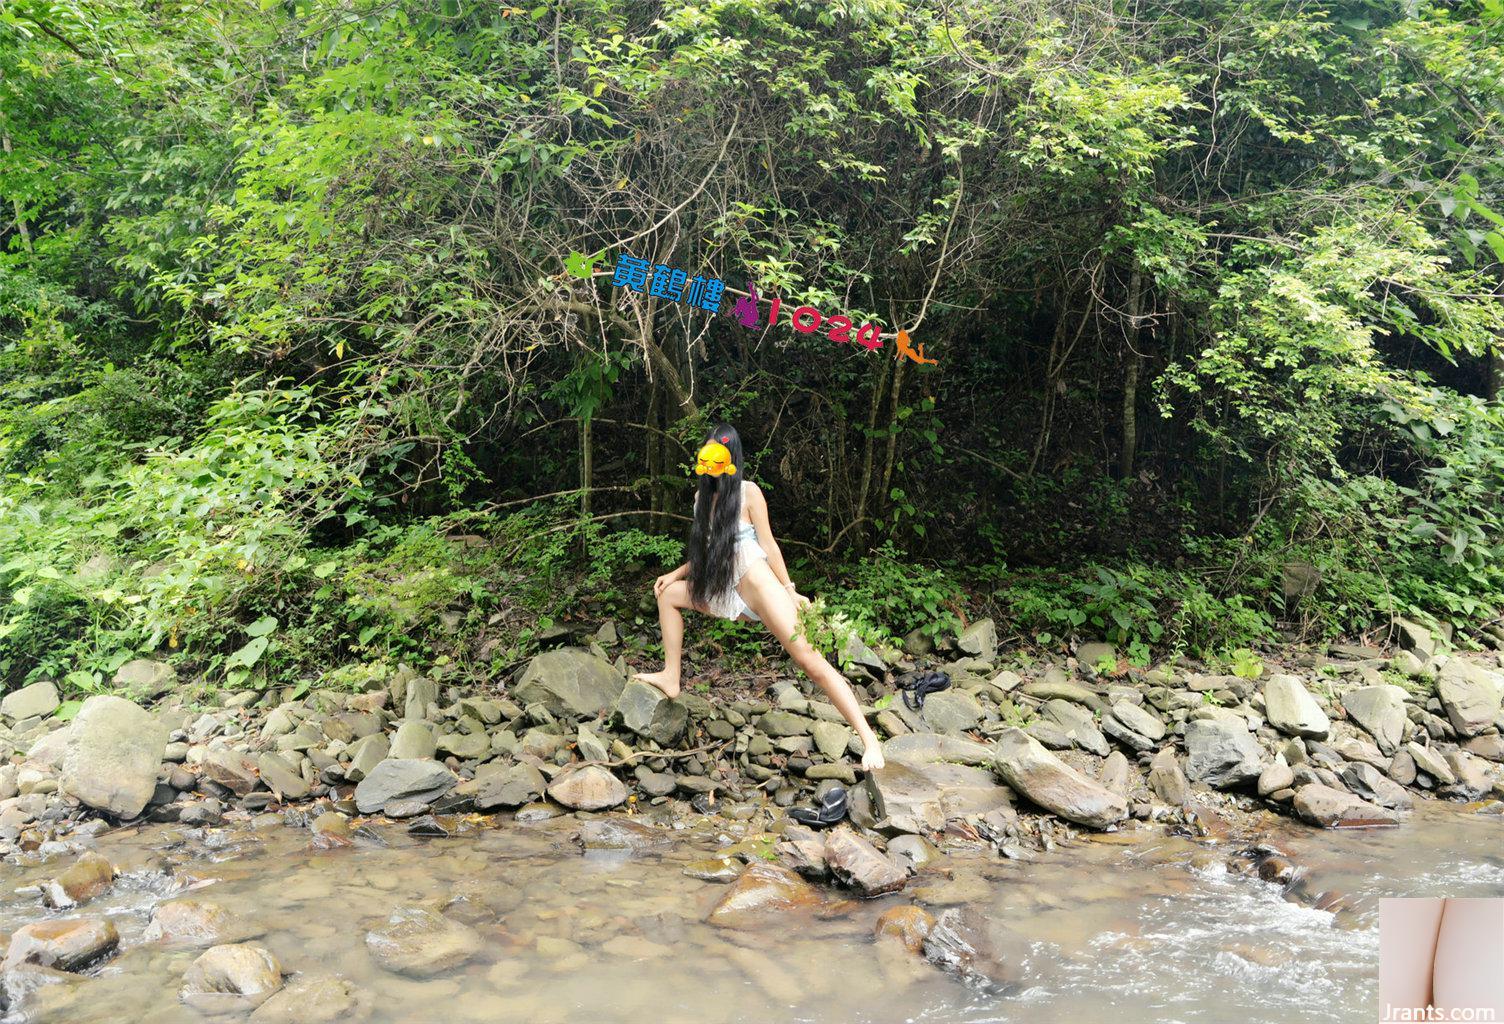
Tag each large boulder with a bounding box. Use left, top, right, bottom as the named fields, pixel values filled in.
left=456, top=763, right=545, bottom=810
left=364, top=907, right=481, bottom=977
left=40, top=851, right=114, bottom=910
left=3, top=919, right=118, bottom=972
left=1436, top=659, right=1504, bottom=738
left=179, top=944, right=283, bottom=1013
left=1183, top=718, right=1262, bottom=789
left=613, top=680, right=688, bottom=745
left=353, top=759, right=456, bottom=815
left=1292, top=783, right=1399, bottom=828
left=60, top=695, right=168, bottom=818
left=513, top=648, right=624, bottom=718
left=860, top=760, right=1012, bottom=834
left=1263, top=675, right=1330, bottom=739
left=546, top=765, right=627, bottom=810
left=1340, top=685, right=1407, bottom=755
left=993, top=728, right=1127, bottom=829
left=2, top=681, right=60, bottom=721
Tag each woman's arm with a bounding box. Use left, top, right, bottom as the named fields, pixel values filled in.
left=654, top=562, right=689, bottom=597
left=745, top=484, right=800, bottom=595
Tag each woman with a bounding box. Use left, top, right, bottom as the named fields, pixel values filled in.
left=1380, top=898, right=1503, bottom=1020
left=632, top=424, right=886, bottom=771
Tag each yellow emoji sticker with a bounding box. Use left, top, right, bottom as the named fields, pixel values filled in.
left=695, top=441, right=737, bottom=477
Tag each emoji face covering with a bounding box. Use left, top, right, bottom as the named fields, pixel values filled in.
left=695, top=440, right=737, bottom=477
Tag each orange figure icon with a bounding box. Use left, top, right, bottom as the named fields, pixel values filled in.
left=894, top=329, right=937, bottom=366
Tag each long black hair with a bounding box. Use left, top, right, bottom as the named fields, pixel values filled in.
left=688, top=423, right=745, bottom=607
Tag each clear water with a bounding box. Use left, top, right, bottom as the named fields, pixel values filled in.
left=2, top=799, right=1500, bottom=1024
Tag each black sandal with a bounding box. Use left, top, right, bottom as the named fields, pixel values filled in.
left=896, top=670, right=951, bottom=710
left=787, top=786, right=848, bottom=829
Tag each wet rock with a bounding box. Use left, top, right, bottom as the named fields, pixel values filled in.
left=59, top=694, right=168, bottom=818
left=513, top=648, right=625, bottom=718
left=1292, top=783, right=1399, bottom=827
left=1257, top=762, right=1295, bottom=798
left=921, top=906, right=1011, bottom=994
left=1437, top=660, right=1504, bottom=738
left=683, top=857, right=743, bottom=882
left=707, top=862, right=824, bottom=928
left=257, top=752, right=309, bottom=801
left=824, top=826, right=908, bottom=896
left=388, top=721, right=436, bottom=760
left=887, top=834, right=945, bottom=872
left=883, top=732, right=994, bottom=767
left=458, top=763, right=544, bottom=810
left=1183, top=719, right=1262, bottom=789
left=180, top=943, right=283, bottom=1013
left=576, top=818, right=674, bottom=852
left=546, top=765, right=628, bottom=810
left=249, top=974, right=365, bottom=1024
left=1339, top=763, right=1414, bottom=811
left=365, top=906, right=482, bottom=977
left=1340, top=686, right=1407, bottom=755
left=1406, top=742, right=1457, bottom=785
left=40, top=850, right=114, bottom=909
left=2, top=681, right=60, bottom=722
left=874, top=905, right=936, bottom=954
left=3, top=918, right=119, bottom=972
left=862, top=760, right=1013, bottom=834
left=353, top=759, right=456, bottom=815
left=144, top=899, right=260, bottom=946
left=613, top=680, right=689, bottom=745
left=1263, top=676, right=1330, bottom=739
left=0, top=964, right=82, bottom=1018
left=921, top=690, right=984, bottom=735
left=994, top=728, right=1127, bottom=829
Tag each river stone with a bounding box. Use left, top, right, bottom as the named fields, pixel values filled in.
left=1100, top=714, right=1154, bottom=753
left=389, top=721, right=436, bottom=760
left=1109, top=700, right=1166, bottom=742
left=824, top=826, right=908, bottom=896
left=577, top=817, right=675, bottom=852
left=1463, top=734, right=1504, bottom=762
left=60, top=695, right=168, bottom=818
left=1340, top=763, right=1414, bottom=810
left=354, top=759, right=456, bottom=814
left=144, top=899, right=260, bottom=946
left=435, top=730, right=490, bottom=760
left=921, top=690, right=984, bottom=735
left=1292, top=783, right=1399, bottom=828
left=458, top=763, right=544, bottom=811
left=345, top=733, right=389, bottom=783
left=1340, top=685, right=1407, bottom=755
left=1257, top=762, right=1295, bottom=798
left=707, top=862, right=824, bottom=928
left=808, top=719, right=851, bottom=761
left=883, top=732, right=994, bottom=767
left=113, top=658, right=177, bottom=696
left=402, top=675, right=438, bottom=722
left=756, top=710, right=810, bottom=737
left=27, top=726, right=74, bottom=770
left=861, top=760, right=1012, bottom=834
left=1025, top=720, right=1073, bottom=750
left=2, top=681, right=60, bottom=722
left=1100, top=750, right=1131, bottom=795
left=993, top=728, right=1127, bottom=828
left=1393, top=617, right=1436, bottom=660
left=3, top=918, right=119, bottom=972
left=180, top=943, right=283, bottom=1013
left=874, top=906, right=936, bottom=954
left=546, top=765, right=627, bottom=810
left=249, top=974, right=363, bottom=1024
left=1445, top=750, right=1492, bottom=799
left=840, top=633, right=888, bottom=680
left=1263, top=676, right=1330, bottom=739
left=1436, top=659, right=1504, bottom=738
left=365, top=906, right=481, bottom=977
left=199, top=747, right=259, bottom=795
left=921, top=906, right=1011, bottom=995
left=1405, top=742, right=1456, bottom=785
left=1019, top=680, right=1107, bottom=712
left=513, top=648, right=625, bottom=718
left=1183, top=719, right=1263, bottom=789
left=0, top=964, right=82, bottom=1018
left=613, top=680, right=688, bottom=745
left=257, top=752, right=309, bottom=800
left=41, top=851, right=114, bottom=910
left=956, top=618, right=997, bottom=657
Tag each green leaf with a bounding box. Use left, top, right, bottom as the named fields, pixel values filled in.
left=227, top=635, right=269, bottom=670
left=55, top=700, right=83, bottom=721
left=246, top=615, right=279, bottom=637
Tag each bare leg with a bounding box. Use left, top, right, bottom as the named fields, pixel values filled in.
left=736, top=561, right=885, bottom=770
left=1432, top=898, right=1504, bottom=1017
left=633, top=580, right=696, bottom=698
left=1380, top=898, right=1445, bottom=1019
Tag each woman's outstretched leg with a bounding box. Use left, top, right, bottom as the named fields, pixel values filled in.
left=633, top=580, right=695, bottom=698
left=737, top=562, right=885, bottom=770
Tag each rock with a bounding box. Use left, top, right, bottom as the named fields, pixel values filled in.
left=249, top=974, right=364, bottom=1024
left=707, top=862, right=824, bottom=928
left=882, top=732, right=994, bottom=767
left=1108, top=700, right=1166, bottom=742
left=0, top=964, right=82, bottom=1018
left=756, top=710, right=810, bottom=737
left=40, top=851, right=113, bottom=909
left=180, top=943, right=283, bottom=1013
left=1464, top=734, right=1504, bottom=762
left=686, top=856, right=746, bottom=882
left=345, top=733, right=389, bottom=782
left=1339, top=763, right=1414, bottom=810
left=921, top=906, right=1011, bottom=994
left=1292, top=783, right=1399, bottom=828
left=1100, top=715, right=1154, bottom=753
left=60, top=695, right=168, bottom=818
left=1018, top=680, right=1106, bottom=712
left=1257, top=762, right=1295, bottom=798
left=824, top=826, right=908, bottom=896
left=956, top=618, right=997, bottom=657
left=811, top=720, right=853, bottom=761
left=1406, top=742, right=1457, bottom=785
left=401, top=675, right=438, bottom=721
left=2, top=681, right=60, bottom=721
left=144, top=899, right=259, bottom=946
left=112, top=658, right=177, bottom=695
left=921, top=690, right=984, bottom=736
left=180, top=798, right=224, bottom=826
left=353, top=759, right=456, bottom=815
left=546, top=765, right=627, bottom=810
left=365, top=906, right=481, bottom=977
left=840, top=633, right=888, bottom=679
left=1436, top=660, right=1504, bottom=738
left=861, top=760, right=1012, bottom=834
left=1077, top=642, right=1116, bottom=670
left=459, top=763, right=544, bottom=810
left=874, top=906, right=936, bottom=954
left=26, top=726, right=73, bottom=770
left=435, top=731, right=489, bottom=760
left=513, top=648, right=624, bottom=718
left=1388, top=749, right=1418, bottom=786
left=1445, top=750, right=1492, bottom=799
left=1340, top=685, right=1408, bottom=755
left=202, top=748, right=261, bottom=795
left=993, top=728, right=1127, bottom=829
left=3, top=918, right=119, bottom=972
left=576, top=818, right=675, bottom=852
left=1183, top=719, right=1263, bottom=789
left=388, top=721, right=436, bottom=760
left=1393, top=617, right=1435, bottom=660
left=613, top=680, right=688, bottom=745
left=1263, top=676, right=1330, bottom=739
left=1100, top=750, right=1131, bottom=795
left=257, top=752, right=309, bottom=800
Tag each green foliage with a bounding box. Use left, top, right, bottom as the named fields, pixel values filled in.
left=829, top=542, right=962, bottom=643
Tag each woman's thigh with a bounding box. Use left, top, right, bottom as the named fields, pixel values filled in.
left=1380, top=898, right=1445, bottom=1015
left=735, top=562, right=799, bottom=643
left=660, top=580, right=705, bottom=613
left=1432, top=898, right=1504, bottom=1015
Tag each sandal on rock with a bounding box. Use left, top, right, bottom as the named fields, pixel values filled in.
left=896, top=670, right=952, bottom=710
left=787, top=786, right=848, bottom=829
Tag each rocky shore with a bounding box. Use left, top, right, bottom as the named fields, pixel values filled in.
left=2, top=616, right=1503, bottom=1017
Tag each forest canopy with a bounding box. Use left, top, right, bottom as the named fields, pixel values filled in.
left=2, top=0, right=1503, bottom=694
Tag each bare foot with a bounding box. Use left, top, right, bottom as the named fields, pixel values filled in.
left=861, top=741, right=885, bottom=772
left=632, top=670, right=682, bottom=699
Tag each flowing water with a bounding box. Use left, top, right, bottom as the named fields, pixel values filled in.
left=3, top=799, right=1501, bottom=1024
